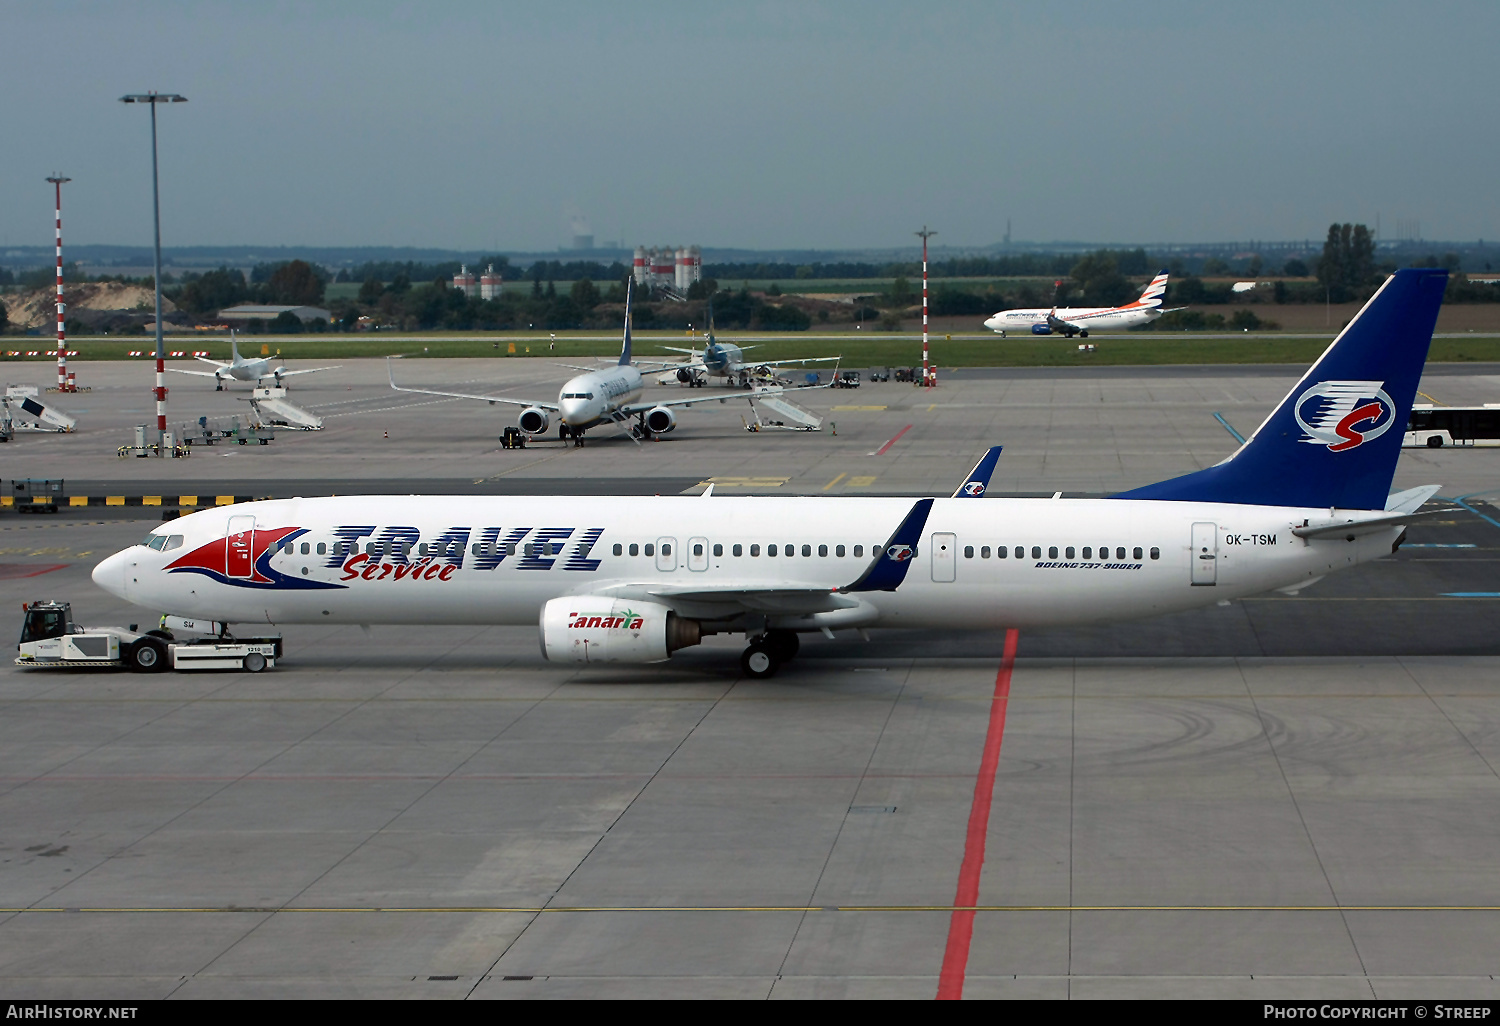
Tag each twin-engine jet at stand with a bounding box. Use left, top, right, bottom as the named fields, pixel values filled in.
left=388, top=283, right=823, bottom=443
left=93, top=269, right=1452, bottom=679
left=167, top=332, right=338, bottom=390
left=984, top=270, right=1177, bottom=337
left=657, top=303, right=841, bottom=388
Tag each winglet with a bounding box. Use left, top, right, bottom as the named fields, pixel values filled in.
left=619, top=279, right=634, bottom=366
left=841, top=499, right=935, bottom=592
left=952, top=446, right=1003, bottom=498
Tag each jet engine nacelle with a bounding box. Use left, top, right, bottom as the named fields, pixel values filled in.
left=675, top=367, right=700, bottom=384
left=517, top=407, right=550, bottom=434
left=644, top=406, right=677, bottom=433
left=539, top=597, right=701, bottom=664
left=1031, top=323, right=1052, bottom=335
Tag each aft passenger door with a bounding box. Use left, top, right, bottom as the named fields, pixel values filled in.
left=1191, top=522, right=1217, bottom=586
left=687, top=536, right=709, bottom=572
left=656, top=537, right=678, bottom=572
left=931, top=532, right=956, bottom=583
left=226, top=515, right=255, bottom=579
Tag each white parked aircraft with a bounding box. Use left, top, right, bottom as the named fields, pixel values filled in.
left=92, top=270, right=1451, bottom=678
left=657, top=302, right=841, bottom=388
left=984, top=270, right=1176, bottom=337
left=167, top=332, right=338, bottom=390
left=389, top=283, right=823, bottom=443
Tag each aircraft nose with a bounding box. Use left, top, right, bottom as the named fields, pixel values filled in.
left=559, top=398, right=587, bottom=423
left=91, top=550, right=129, bottom=600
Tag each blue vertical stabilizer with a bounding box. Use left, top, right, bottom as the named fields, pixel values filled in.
left=1114, top=268, right=1447, bottom=510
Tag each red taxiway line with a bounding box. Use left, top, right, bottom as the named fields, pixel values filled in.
left=936, top=627, right=1020, bottom=1000
left=871, top=424, right=913, bottom=456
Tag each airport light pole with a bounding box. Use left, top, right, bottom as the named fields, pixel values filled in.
left=46, top=176, right=72, bottom=392
left=916, top=226, right=937, bottom=387
left=119, top=91, right=187, bottom=455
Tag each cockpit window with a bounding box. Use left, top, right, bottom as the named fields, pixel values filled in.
left=164, top=535, right=184, bottom=551
left=143, top=534, right=167, bottom=550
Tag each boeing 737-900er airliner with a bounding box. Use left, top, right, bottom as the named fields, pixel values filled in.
left=91, top=269, right=1449, bottom=678
left=984, top=270, right=1176, bottom=337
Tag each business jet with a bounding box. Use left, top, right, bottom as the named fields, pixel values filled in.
left=388, top=283, right=823, bottom=443
left=92, top=269, right=1451, bottom=679
left=657, top=303, right=841, bottom=388
left=984, top=270, right=1176, bottom=337
left=167, top=332, right=339, bottom=390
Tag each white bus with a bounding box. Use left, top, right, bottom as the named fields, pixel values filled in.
left=1405, top=404, right=1500, bottom=448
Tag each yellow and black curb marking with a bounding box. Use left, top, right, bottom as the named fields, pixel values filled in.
left=2, top=495, right=251, bottom=510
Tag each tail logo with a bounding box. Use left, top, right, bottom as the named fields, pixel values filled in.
left=1294, top=380, right=1396, bottom=452
left=960, top=481, right=986, bottom=496
left=886, top=544, right=914, bottom=562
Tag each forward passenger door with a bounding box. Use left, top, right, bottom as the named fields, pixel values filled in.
left=656, top=537, right=678, bottom=572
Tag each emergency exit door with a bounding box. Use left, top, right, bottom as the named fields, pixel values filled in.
left=931, top=532, right=956, bottom=582
left=226, top=515, right=255, bottom=579
left=1191, top=522, right=1217, bottom=586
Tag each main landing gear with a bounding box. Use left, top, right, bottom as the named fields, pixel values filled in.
left=740, top=629, right=800, bottom=679
left=560, top=424, right=586, bottom=447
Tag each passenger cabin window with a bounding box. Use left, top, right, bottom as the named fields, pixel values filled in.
left=1116, top=547, right=1126, bottom=560
left=714, top=543, right=723, bottom=557
left=692, top=543, right=703, bottom=557
left=836, top=545, right=845, bottom=557
left=301, top=542, right=310, bottom=555
left=661, top=543, right=672, bottom=556
left=818, top=544, right=827, bottom=557
left=981, top=546, right=990, bottom=558
left=1031, top=546, right=1041, bottom=559
left=1150, top=547, right=1160, bottom=560
left=1049, top=546, right=1058, bottom=559
left=316, top=542, right=326, bottom=555
left=733, top=544, right=743, bottom=556
left=1082, top=547, right=1091, bottom=559
left=853, top=545, right=863, bottom=557
left=964, top=546, right=974, bottom=558
left=629, top=543, right=639, bottom=556
left=613, top=543, right=623, bottom=556
left=750, top=544, right=760, bottom=557
left=801, top=544, right=811, bottom=557
left=1133, top=547, right=1143, bottom=560
left=1065, top=546, right=1074, bottom=559
left=1015, top=546, right=1024, bottom=559
left=768, top=544, right=777, bottom=557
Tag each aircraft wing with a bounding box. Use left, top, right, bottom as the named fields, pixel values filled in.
left=194, top=357, right=229, bottom=369
left=270, top=365, right=340, bottom=378
left=386, top=358, right=557, bottom=410
left=596, top=580, right=864, bottom=616
left=749, top=356, right=842, bottom=369
left=1046, top=312, right=1086, bottom=334
left=658, top=346, right=701, bottom=356
left=166, top=367, right=223, bottom=378
left=615, top=381, right=829, bottom=416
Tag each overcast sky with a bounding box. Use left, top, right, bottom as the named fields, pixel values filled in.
left=4, top=1, right=1496, bottom=253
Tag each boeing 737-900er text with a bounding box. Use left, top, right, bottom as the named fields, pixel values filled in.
left=167, top=331, right=338, bottom=390
left=90, top=269, right=1449, bottom=678
left=984, top=270, right=1176, bottom=337
left=388, top=283, right=822, bottom=443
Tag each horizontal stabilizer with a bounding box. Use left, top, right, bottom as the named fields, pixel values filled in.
left=1292, top=505, right=1459, bottom=540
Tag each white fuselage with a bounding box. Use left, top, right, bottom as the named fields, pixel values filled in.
left=223, top=358, right=278, bottom=381
left=983, top=305, right=1163, bottom=334
left=93, top=495, right=1396, bottom=632
left=557, top=365, right=644, bottom=428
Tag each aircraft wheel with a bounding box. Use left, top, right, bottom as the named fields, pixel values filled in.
left=1080, top=330, right=1089, bottom=338
left=764, top=629, right=800, bottom=662
left=741, top=642, right=778, bottom=679
left=242, top=652, right=268, bottom=673
left=127, top=639, right=168, bottom=673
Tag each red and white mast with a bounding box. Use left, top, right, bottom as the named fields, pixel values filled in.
left=46, top=175, right=72, bottom=392
left=916, top=226, right=936, bottom=387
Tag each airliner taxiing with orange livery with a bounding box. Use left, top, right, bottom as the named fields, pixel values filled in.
left=984, top=270, right=1177, bottom=337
